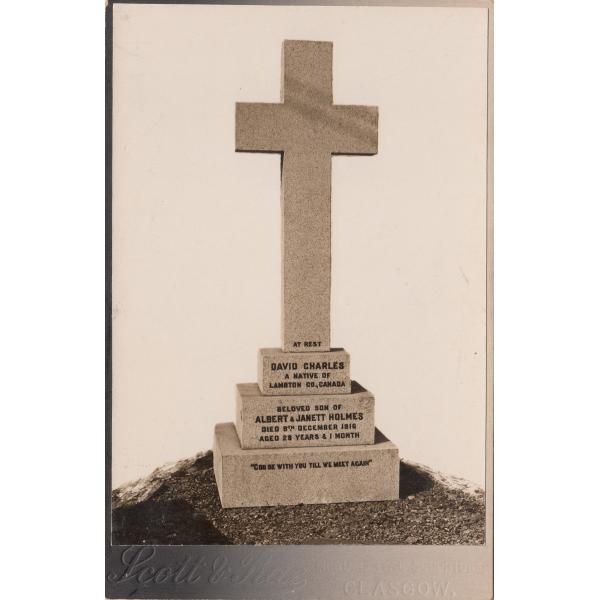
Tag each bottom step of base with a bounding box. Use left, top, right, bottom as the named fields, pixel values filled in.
left=213, top=422, right=400, bottom=508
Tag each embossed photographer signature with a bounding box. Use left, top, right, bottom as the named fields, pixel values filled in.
left=107, top=546, right=307, bottom=590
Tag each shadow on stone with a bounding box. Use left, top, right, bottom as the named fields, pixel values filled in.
left=399, top=461, right=435, bottom=498
left=112, top=497, right=230, bottom=545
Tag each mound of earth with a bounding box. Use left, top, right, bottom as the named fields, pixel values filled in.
left=112, top=452, right=485, bottom=545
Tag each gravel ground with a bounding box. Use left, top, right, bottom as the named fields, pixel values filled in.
left=112, top=452, right=485, bottom=545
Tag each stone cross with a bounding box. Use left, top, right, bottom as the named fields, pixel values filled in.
left=236, top=40, right=378, bottom=352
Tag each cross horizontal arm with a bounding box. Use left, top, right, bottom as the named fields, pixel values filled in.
left=329, top=105, right=379, bottom=155
left=235, top=102, right=287, bottom=152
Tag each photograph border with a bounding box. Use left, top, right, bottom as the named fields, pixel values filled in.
left=105, top=1, right=493, bottom=597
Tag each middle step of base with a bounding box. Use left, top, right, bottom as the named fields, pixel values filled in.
left=235, top=381, right=375, bottom=449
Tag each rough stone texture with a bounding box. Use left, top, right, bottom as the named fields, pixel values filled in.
left=236, top=41, right=378, bottom=352
left=258, top=347, right=351, bottom=395
left=112, top=452, right=485, bottom=545
left=236, top=381, right=374, bottom=449
left=213, top=422, right=398, bottom=508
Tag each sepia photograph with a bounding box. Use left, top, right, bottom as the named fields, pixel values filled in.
left=107, top=0, right=492, bottom=597
left=6, top=1, right=600, bottom=600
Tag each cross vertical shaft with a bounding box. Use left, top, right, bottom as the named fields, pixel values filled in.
left=281, top=148, right=332, bottom=351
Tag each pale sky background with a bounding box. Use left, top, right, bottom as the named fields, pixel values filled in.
left=112, top=4, right=489, bottom=488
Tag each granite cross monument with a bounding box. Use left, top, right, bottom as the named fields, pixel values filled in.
left=213, top=40, right=400, bottom=508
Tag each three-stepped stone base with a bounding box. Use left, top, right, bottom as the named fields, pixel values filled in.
left=235, top=381, right=375, bottom=449
left=213, top=422, right=399, bottom=508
